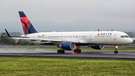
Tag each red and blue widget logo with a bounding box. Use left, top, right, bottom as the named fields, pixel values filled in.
left=97, top=33, right=100, bottom=36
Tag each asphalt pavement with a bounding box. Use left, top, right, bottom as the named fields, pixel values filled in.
left=0, top=49, right=135, bottom=60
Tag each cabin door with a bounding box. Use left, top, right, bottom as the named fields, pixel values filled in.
left=114, top=34, right=117, bottom=40
left=89, top=34, right=92, bottom=40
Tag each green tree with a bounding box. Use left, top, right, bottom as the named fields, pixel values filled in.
left=17, top=39, right=35, bottom=45
left=0, top=33, right=15, bottom=45
left=126, top=32, right=135, bottom=37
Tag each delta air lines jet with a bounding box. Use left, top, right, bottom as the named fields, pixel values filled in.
left=5, top=11, right=133, bottom=54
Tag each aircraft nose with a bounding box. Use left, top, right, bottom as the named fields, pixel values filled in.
left=128, top=38, right=133, bottom=44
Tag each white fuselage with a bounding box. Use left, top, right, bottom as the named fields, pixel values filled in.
left=21, top=31, right=133, bottom=45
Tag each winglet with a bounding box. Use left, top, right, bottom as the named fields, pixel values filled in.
left=5, top=29, right=11, bottom=37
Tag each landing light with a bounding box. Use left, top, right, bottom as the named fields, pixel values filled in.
left=115, top=46, right=118, bottom=48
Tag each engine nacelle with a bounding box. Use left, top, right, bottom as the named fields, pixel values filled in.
left=59, top=41, right=76, bottom=50
left=91, top=45, right=105, bottom=50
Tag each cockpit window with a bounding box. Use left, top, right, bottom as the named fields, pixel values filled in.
left=121, top=35, right=129, bottom=38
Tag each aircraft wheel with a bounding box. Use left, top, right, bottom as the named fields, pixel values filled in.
left=77, top=49, right=81, bottom=53
left=57, top=50, right=65, bottom=53
left=74, top=49, right=81, bottom=53
left=74, top=49, right=77, bottom=53
left=114, top=49, right=118, bottom=54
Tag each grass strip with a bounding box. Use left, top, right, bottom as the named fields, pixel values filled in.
left=0, top=57, right=135, bottom=76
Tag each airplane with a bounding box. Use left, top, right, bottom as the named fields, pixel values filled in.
left=5, top=11, right=133, bottom=54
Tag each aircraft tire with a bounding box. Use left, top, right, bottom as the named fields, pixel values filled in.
left=114, top=49, right=118, bottom=54
left=74, top=49, right=77, bottom=53
left=57, top=50, right=65, bottom=53
left=74, top=49, right=81, bottom=53
left=77, top=49, right=81, bottom=53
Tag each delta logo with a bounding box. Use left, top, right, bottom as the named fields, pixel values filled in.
left=97, top=33, right=100, bottom=36
left=97, top=33, right=112, bottom=36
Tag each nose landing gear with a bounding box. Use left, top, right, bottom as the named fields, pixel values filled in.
left=114, top=45, right=118, bottom=54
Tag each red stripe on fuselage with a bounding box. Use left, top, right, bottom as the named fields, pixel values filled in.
left=20, top=17, right=31, bottom=34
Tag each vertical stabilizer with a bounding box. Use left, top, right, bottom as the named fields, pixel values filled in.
left=19, top=11, right=38, bottom=34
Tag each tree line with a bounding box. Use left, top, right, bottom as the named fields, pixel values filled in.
left=0, top=33, right=35, bottom=45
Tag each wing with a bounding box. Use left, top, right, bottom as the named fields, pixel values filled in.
left=13, top=37, right=80, bottom=44
left=5, top=29, right=80, bottom=44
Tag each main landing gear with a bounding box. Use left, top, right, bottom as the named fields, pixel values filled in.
left=57, top=46, right=82, bottom=54
left=74, top=46, right=81, bottom=53
left=114, top=45, right=119, bottom=54
left=57, top=49, right=65, bottom=53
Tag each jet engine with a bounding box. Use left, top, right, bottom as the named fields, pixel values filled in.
left=91, top=45, right=105, bottom=49
left=58, top=41, right=76, bottom=50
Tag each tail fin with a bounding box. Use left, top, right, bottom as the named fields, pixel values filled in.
left=19, top=11, right=38, bottom=34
